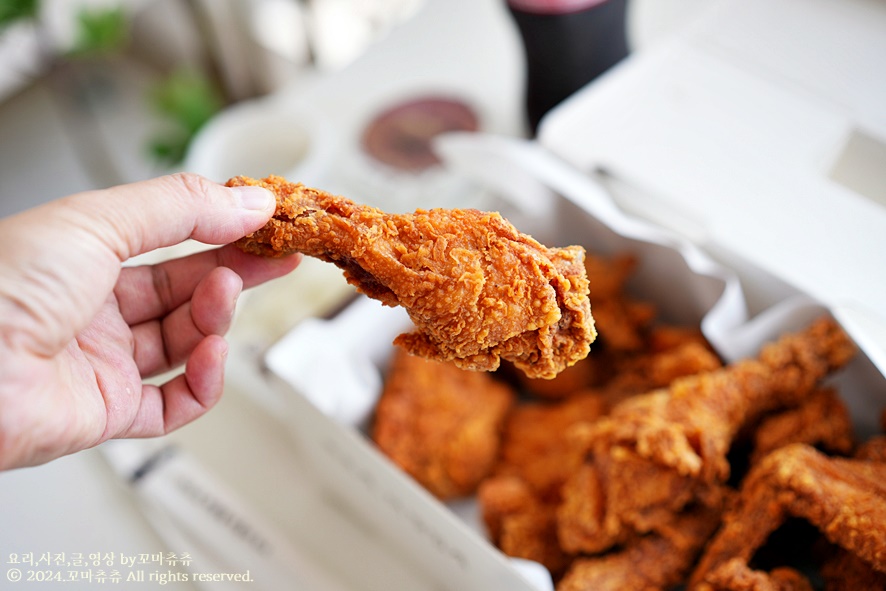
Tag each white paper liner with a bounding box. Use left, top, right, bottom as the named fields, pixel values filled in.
left=262, top=134, right=886, bottom=590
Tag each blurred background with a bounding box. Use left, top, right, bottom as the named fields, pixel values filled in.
left=0, top=0, right=703, bottom=217
left=0, top=0, right=422, bottom=214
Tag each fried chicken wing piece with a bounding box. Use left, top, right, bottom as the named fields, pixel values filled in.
left=558, top=318, right=856, bottom=554
left=494, top=393, right=609, bottom=502
left=557, top=430, right=728, bottom=554
left=701, top=561, right=813, bottom=591
left=556, top=502, right=724, bottom=591
left=372, top=349, right=515, bottom=499
left=583, top=253, right=654, bottom=352
left=229, top=175, right=595, bottom=379
left=818, top=440, right=886, bottom=591
left=582, top=252, right=637, bottom=300
left=557, top=461, right=625, bottom=553
left=518, top=328, right=719, bottom=401
left=478, top=475, right=572, bottom=577
left=750, top=387, right=854, bottom=464
left=601, top=340, right=723, bottom=406
left=689, top=443, right=886, bottom=591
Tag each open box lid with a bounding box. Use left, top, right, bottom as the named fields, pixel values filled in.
left=538, top=0, right=886, bottom=374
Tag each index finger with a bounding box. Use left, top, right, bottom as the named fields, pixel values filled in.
left=116, top=245, right=301, bottom=325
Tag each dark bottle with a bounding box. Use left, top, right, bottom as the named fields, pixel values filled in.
left=507, top=0, right=630, bottom=134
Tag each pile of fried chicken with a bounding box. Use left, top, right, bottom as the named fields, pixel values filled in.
left=371, top=251, right=886, bottom=591
left=233, top=176, right=884, bottom=589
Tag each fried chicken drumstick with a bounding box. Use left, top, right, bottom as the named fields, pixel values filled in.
left=689, top=442, right=886, bottom=590
left=230, top=175, right=595, bottom=379
left=558, top=502, right=726, bottom=591
left=558, top=318, right=856, bottom=554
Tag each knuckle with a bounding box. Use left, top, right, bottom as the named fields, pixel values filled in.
left=150, top=264, right=176, bottom=318
left=167, top=172, right=217, bottom=203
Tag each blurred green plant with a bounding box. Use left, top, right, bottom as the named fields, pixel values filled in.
left=68, top=5, right=128, bottom=57
left=1, top=0, right=226, bottom=167
left=148, top=68, right=224, bottom=165
left=0, top=0, right=38, bottom=31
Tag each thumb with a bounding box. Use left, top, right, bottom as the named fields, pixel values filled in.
left=81, top=172, right=275, bottom=260
left=0, top=173, right=274, bottom=357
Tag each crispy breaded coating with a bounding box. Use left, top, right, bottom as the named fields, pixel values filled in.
left=519, top=338, right=721, bottom=404
left=556, top=434, right=728, bottom=554
left=558, top=318, right=856, bottom=554
left=750, top=387, right=854, bottom=464
left=557, top=461, right=621, bottom=553
left=478, top=476, right=571, bottom=577
left=818, top=440, right=886, bottom=591
left=701, top=561, right=814, bottom=591
left=372, top=349, right=514, bottom=499
left=557, top=503, right=724, bottom=591
left=494, top=393, right=608, bottom=502
left=230, top=175, right=595, bottom=379
left=602, top=341, right=723, bottom=405
left=690, top=443, right=886, bottom=591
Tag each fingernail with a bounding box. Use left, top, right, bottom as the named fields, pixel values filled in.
left=231, top=186, right=274, bottom=211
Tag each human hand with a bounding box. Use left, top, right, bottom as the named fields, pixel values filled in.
left=0, top=173, right=300, bottom=470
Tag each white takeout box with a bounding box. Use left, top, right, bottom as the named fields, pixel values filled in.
left=253, top=1, right=886, bottom=585
left=537, top=0, right=886, bottom=376
left=261, top=133, right=886, bottom=590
